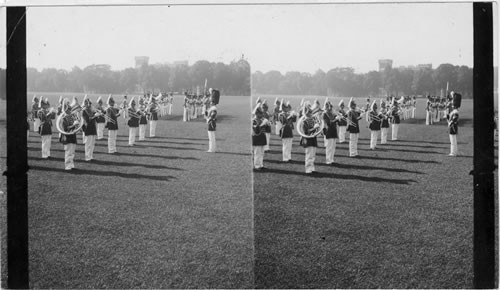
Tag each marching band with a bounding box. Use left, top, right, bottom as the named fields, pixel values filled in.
left=252, top=92, right=463, bottom=173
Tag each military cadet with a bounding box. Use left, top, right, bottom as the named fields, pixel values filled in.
left=273, top=98, right=282, bottom=136
left=206, top=101, right=217, bottom=153
left=425, top=95, right=432, bottom=125
left=323, top=98, right=340, bottom=164
left=278, top=100, right=296, bottom=162
left=368, top=100, right=382, bottom=150
left=38, top=97, right=56, bottom=159
left=59, top=99, right=78, bottom=170
left=337, top=99, right=348, bottom=143
left=252, top=103, right=268, bottom=171
left=95, top=96, right=106, bottom=139
left=138, top=98, right=148, bottom=141
left=82, top=95, right=97, bottom=161
left=300, top=102, right=319, bottom=174
left=390, top=97, right=401, bottom=141
left=168, top=93, right=174, bottom=115
left=106, top=95, right=120, bottom=154
left=121, top=95, right=129, bottom=120
left=261, top=100, right=272, bottom=152
left=411, top=96, right=417, bottom=119
left=127, top=97, right=139, bottom=146
left=149, top=95, right=159, bottom=137
left=347, top=97, right=363, bottom=157
left=380, top=99, right=390, bottom=144
left=183, top=93, right=190, bottom=122
left=447, top=91, right=461, bottom=156
left=31, top=95, right=41, bottom=133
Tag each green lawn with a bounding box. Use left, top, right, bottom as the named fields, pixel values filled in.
left=14, top=94, right=253, bottom=288
left=253, top=95, right=492, bottom=288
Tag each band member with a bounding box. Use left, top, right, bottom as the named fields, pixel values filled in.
left=183, top=93, right=190, bottom=122
left=106, top=95, right=120, bottom=154
left=149, top=96, right=159, bottom=137
left=127, top=97, right=139, bottom=146
left=121, top=95, right=129, bottom=119
left=252, top=103, right=268, bottom=170
left=432, top=96, right=440, bottom=123
left=368, top=100, right=382, bottom=150
left=300, top=102, right=319, bottom=174
left=411, top=96, right=417, bottom=119
left=206, top=101, right=217, bottom=153
left=38, top=97, right=56, bottom=159
left=60, top=99, right=78, bottom=170
left=278, top=100, right=296, bottom=162
left=380, top=99, right=390, bottom=144
left=138, top=98, right=148, bottom=141
left=273, top=98, right=282, bottom=136
left=168, top=93, right=174, bottom=115
left=447, top=91, right=461, bottom=156
left=31, top=95, right=41, bottom=133
left=82, top=95, right=97, bottom=161
left=323, top=98, right=339, bottom=164
left=365, top=97, right=371, bottom=122
left=337, top=99, right=348, bottom=143
left=347, top=97, right=363, bottom=157
left=95, top=96, right=106, bottom=139
left=425, top=95, right=432, bottom=125
left=390, top=97, right=401, bottom=141
left=261, top=100, right=272, bottom=151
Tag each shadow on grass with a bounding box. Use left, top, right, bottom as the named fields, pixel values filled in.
left=265, top=159, right=425, bottom=174
left=356, top=147, right=444, bottom=155
left=28, top=147, right=200, bottom=160
left=93, top=142, right=203, bottom=151
left=215, top=151, right=252, bottom=156
left=255, top=167, right=416, bottom=185
left=29, top=165, right=177, bottom=181
left=30, top=156, right=185, bottom=171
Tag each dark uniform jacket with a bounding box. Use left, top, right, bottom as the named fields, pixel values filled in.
left=346, top=110, right=361, bottom=134
left=323, top=111, right=339, bottom=139
left=368, top=111, right=381, bottom=131
left=338, top=108, right=347, bottom=126
left=252, top=117, right=267, bottom=146
left=82, top=108, right=97, bottom=136
left=300, top=117, right=318, bottom=147
left=95, top=107, right=106, bottom=123
left=207, top=108, right=217, bottom=131
left=38, top=110, right=55, bottom=135
left=448, top=110, right=459, bottom=135
left=262, top=112, right=272, bottom=133
left=139, top=110, right=148, bottom=125
left=61, top=115, right=77, bottom=144
left=380, top=109, right=390, bottom=128
left=278, top=112, right=296, bottom=139
left=128, top=108, right=139, bottom=127
left=31, top=103, right=40, bottom=120
left=391, top=107, right=401, bottom=124
left=106, top=107, right=119, bottom=130
left=149, top=105, right=159, bottom=121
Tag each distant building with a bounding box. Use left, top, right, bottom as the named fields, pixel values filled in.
left=417, top=63, right=432, bottom=70
left=164, top=60, right=189, bottom=68
left=135, top=56, right=149, bottom=68
left=378, top=59, right=393, bottom=72
left=398, top=63, right=433, bottom=71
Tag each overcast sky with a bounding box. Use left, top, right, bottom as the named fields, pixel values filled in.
left=0, top=3, right=482, bottom=73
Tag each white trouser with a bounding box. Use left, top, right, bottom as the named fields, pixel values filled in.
left=208, top=131, right=216, bottom=152
left=41, top=134, right=52, bottom=158
left=324, top=138, right=337, bottom=164
left=122, top=109, right=128, bottom=119
left=264, top=133, right=271, bottom=151
left=64, top=143, right=76, bottom=170
left=338, top=126, right=347, bottom=143
left=168, top=104, right=172, bottom=115
left=349, top=133, right=359, bottom=157
left=85, top=135, right=96, bottom=161
left=412, top=108, right=416, bottom=118
left=97, top=123, right=105, bottom=139
left=370, top=130, right=380, bottom=149
left=253, top=146, right=264, bottom=169
left=449, top=134, right=458, bottom=155
left=150, top=120, right=157, bottom=137
left=275, top=122, right=282, bottom=136
left=139, top=124, right=146, bottom=140
left=381, top=127, right=388, bottom=144
left=129, top=127, right=137, bottom=145
left=33, top=118, right=40, bottom=133
left=108, top=129, right=117, bottom=153
left=305, top=146, right=316, bottom=173
left=183, top=108, right=189, bottom=122
left=282, top=138, right=292, bottom=161
left=392, top=124, right=399, bottom=140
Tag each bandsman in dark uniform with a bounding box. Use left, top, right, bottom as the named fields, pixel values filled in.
left=323, top=98, right=340, bottom=164
left=447, top=91, right=461, bottom=156
left=300, top=102, right=319, bottom=174
left=380, top=99, right=390, bottom=144
left=31, top=95, right=41, bottom=133
left=261, top=100, right=272, bottom=151
left=82, top=95, right=98, bottom=161
left=273, top=98, right=282, bottom=136
left=127, top=97, right=140, bottom=146
left=121, top=95, right=129, bottom=119
left=149, top=95, right=159, bottom=137
left=95, top=96, right=106, bottom=139
left=183, top=92, right=190, bottom=122
left=206, top=101, right=217, bottom=153
left=106, top=95, right=120, bottom=154
left=347, top=98, right=363, bottom=157
left=390, top=97, right=401, bottom=141
left=138, top=97, right=148, bottom=141
left=252, top=103, right=268, bottom=170
left=60, top=98, right=78, bottom=170
left=368, top=100, right=382, bottom=150
left=38, top=97, right=56, bottom=159
left=337, top=99, right=348, bottom=143
left=278, top=100, right=297, bottom=162
left=425, top=95, right=432, bottom=125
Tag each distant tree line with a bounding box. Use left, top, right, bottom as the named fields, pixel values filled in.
left=22, top=59, right=250, bottom=97
left=252, top=63, right=474, bottom=98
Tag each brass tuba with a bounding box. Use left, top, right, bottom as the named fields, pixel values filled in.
left=296, top=100, right=325, bottom=138
left=56, top=97, right=84, bottom=135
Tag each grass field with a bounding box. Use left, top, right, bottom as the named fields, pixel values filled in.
left=252, top=95, right=496, bottom=288
left=2, top=93, right=253, bottom=288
